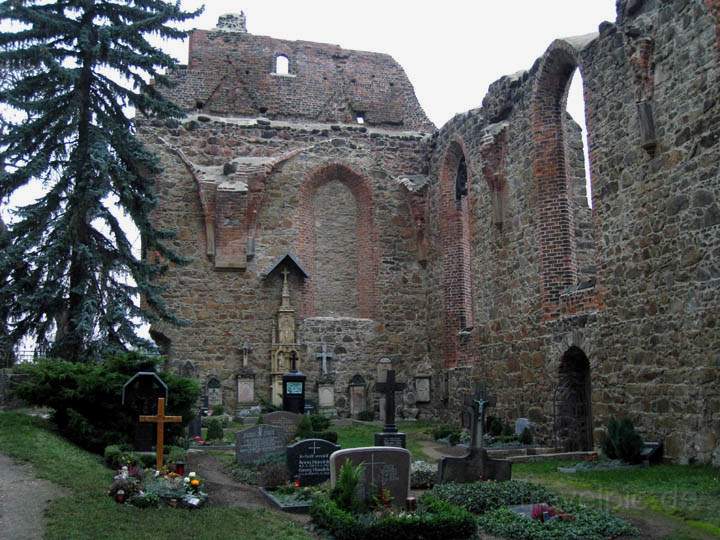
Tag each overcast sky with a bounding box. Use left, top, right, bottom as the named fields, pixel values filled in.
left=169, top=0, right=618, bottom=127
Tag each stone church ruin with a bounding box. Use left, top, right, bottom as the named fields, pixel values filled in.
left=140, top=2, right=720, bottom=465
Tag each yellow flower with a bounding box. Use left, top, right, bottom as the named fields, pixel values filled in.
left=190, top=479, right=200, bottom=487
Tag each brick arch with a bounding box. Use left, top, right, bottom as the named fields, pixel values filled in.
left=531, top=39, right=592, bottom=319
left=439, top=138, right=476, bottom=368
left=297, top=163, right=377, bottom=319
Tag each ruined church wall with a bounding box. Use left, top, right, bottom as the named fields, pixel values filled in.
left=139, top=117, right=433, bottom=416
left=427, top=0, right=720, bottom=464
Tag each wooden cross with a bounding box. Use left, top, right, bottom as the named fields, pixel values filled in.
left=139, top=397, right=182, bottom=470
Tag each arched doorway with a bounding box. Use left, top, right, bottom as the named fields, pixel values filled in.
left=554, top=346, right=593, bottom=451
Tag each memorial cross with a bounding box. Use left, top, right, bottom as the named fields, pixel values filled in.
left=464, top=383, right=496, bottom=449
left=315, top=342, right=333, bottom=376
left=139, top=397, right=182, bottom=470
left=375, top=370, right=406, bottom=433
left=290, top=350, right=298, bottom=372
left=241, top=341, right=253, bottom=368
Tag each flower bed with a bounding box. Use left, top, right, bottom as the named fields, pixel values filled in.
left=430, top=480, right=560, bottom=514
left=260, top=485, right=315, bottom=514
left=108, top=466, right=208, bottom=509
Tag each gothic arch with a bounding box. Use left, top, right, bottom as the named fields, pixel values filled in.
left=554, top=345, right=593, bottom=451
left=439, top=139, right=476, bottom=367
left=298, top=163, right=378, bottom=318
left=531, top=38, right=599, bottom=318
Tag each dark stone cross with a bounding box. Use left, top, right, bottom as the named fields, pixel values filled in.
left=462, top=382, right=496, bottom=449
left=290, top=350, right=298, bottom=372
left=375, top=370, right=406, bottom=433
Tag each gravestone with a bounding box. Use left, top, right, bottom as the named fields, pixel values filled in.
left=207, top=376, right=222, bottom=408
left=263, top=410, right=302, bottom=442
left=287, top=438, right=340, bottom=486
left=438, top=383, right=512, bottom=483
left=236, top=424, right=286, bottom=464
left=374, top=370, right=407, bottom=448
left=188, top=408, right=203, bottom=438
left=515, top=417, right=532, bottom=436
left=415, top=375, right=431, bottom=403
left=330, top=447, right=411, bottom=508
left=122, top=372, right=168, bottom=452
left=348, top=374, right=367, bottom=417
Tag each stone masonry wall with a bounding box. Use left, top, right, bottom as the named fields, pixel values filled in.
left=425, top=0, right=720, bottom=464
left=140, top=114, right=433, bottom=418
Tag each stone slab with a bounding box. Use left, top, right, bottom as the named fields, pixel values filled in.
left=374, top=431, right=406, bottom=448
left=330, top=446, right=410, bottom=508
left=235, top=424, right=286, bottom=464
left=438, top=448, right=512, bottom=483
left=263, top=411, right=302, bottom=442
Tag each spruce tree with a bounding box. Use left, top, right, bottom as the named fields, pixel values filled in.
left=0, top=0, right=202, bottom=361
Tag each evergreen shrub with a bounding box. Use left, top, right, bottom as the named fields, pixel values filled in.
left=601, top=417, right=643, bottom=464
left=12, top=352, right=199, bottom=452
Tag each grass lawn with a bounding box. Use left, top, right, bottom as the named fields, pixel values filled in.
left=333, top=420, right=434, bottom=461
left=0, top=412, right=311, bottom=540
left=515, top=459, right=720, bottom=538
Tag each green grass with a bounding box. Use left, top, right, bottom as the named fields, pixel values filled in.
left=515, top=459, right=720, bottom=537
left=0, top=412, right=311, bottom=540
left=333, top=420, right=433, bottom=461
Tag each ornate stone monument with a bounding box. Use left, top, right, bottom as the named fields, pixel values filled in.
left=316, top=342, right=336, bottom=417
left=235, top=341, right=258, bottom=417
left=270, top=268, right=303, bottom=407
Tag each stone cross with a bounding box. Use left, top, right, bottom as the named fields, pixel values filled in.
left=375, top=370, right=406, bottom=433
left=464, top=383, right=496, bottom=449
left=139, top=397, right=182, bottom=470
left=241, top=341, right=252, bottom=368
left=316, top=342, right=333, bottom=376
left=290, top=350, right=298, bottom=372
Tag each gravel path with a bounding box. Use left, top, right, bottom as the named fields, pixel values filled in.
left=0, top=453, right=67, bottom=540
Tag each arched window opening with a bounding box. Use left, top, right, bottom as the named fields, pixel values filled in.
left=275, top=54, right=289, bottom=75
left=440, top=142, right=475, bottom=367
left=455, top=156, right=468, bottom=202
left=531, top=42, right=600, bottom=315
left=566, top=69, right=597, bottom=287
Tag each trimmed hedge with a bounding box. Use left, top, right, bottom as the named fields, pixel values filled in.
left=429, top=480, right=560, bottom=515
left=310, top=493, right=476, bottom=540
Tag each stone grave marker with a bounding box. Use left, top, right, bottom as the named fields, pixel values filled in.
left=374, top=370, right=407, bottom=448
left=438, top=383, right=512, bottom=482
left=122, top=372, right=168, bottom=452
left=207, top=376, right=222, bottom=408
left=515, top=417, right=532, bottom=436
left=263, top=410, right=302, bottom=442
left=330, top=447, right=411, bottom=508
left=236, top=424, right=286, bottom=464
left=349, top=374, right=367, bottom=417
left=415, top=375, right=431, bottom=403
left=287, top=438, right=340, bottom=486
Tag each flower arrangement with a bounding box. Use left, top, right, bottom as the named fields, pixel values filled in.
left=108, top=466, right=207, bottom=509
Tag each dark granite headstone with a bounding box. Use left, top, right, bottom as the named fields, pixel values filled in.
left=188, top=410, right=202, bottom=438
left=330, top=447, right=411, bottom=508
left=263, top=411, right=302, bottom=442
left=121, top=372, right=168, bottom=452
left=235, top=424, right=286, bottom=464
left=287, top=439, right=340, bottom=486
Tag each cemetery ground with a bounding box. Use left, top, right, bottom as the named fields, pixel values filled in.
left=1, top=410, right=718, bottom=539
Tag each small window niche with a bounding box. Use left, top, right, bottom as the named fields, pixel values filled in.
left=355, top=113, right=365, bottom=125
left=275, top=54, right=289, bottom=75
